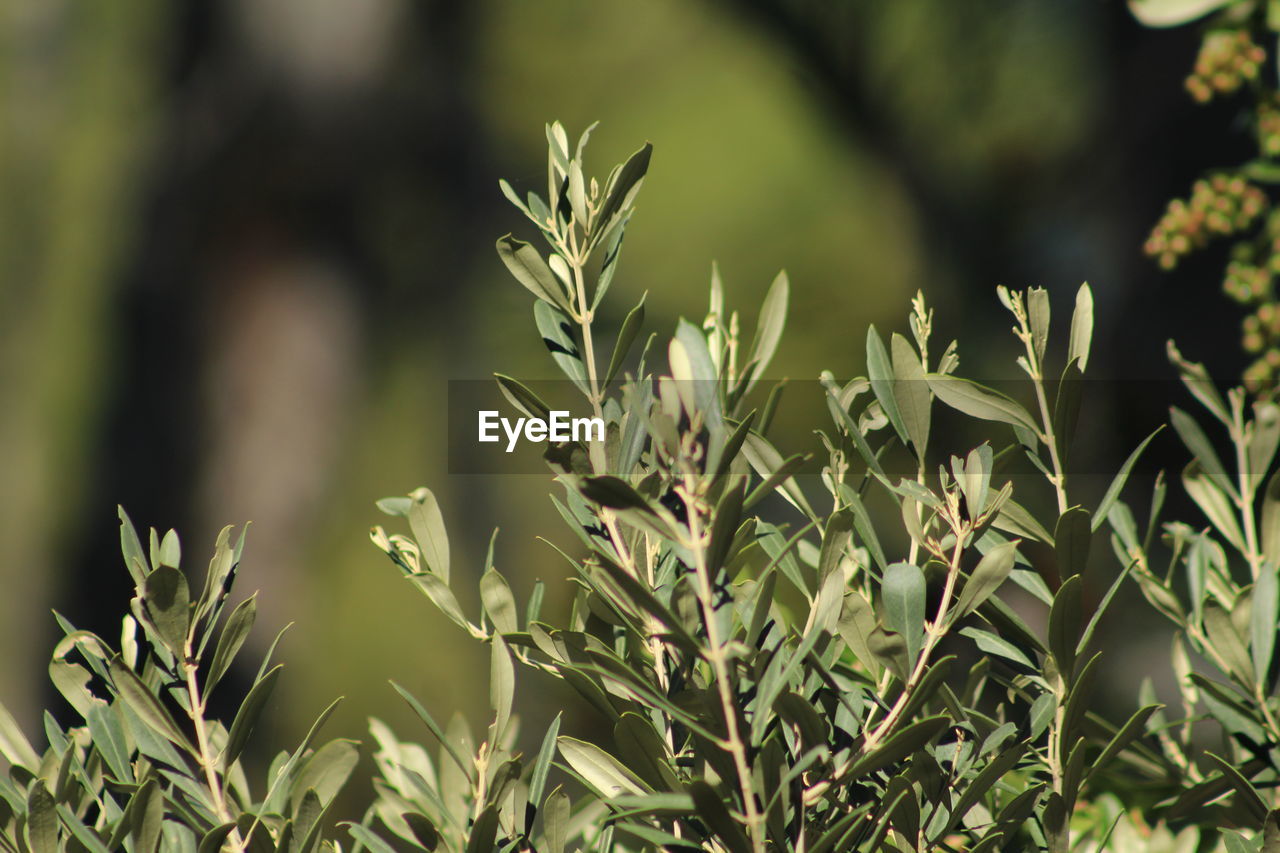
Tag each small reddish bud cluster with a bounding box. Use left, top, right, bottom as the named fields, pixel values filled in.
left=1224, top=214, right=1280, bottom=393
left=1144, top=174, right=1266, bottom=269
left=1258, top=96, right=1280, bottom=157
left=1186, top=29, right=1265, bottom=103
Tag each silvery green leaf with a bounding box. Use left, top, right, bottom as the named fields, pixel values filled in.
left=955, top=541, right=1018, bottom=620
left=891, top=332, right=930, bottom=458
left=882, top=561, right=926, bottom=667
left=496, top=235, right=571, bottom=312
left=1027, top=287, right=1050, bottom=363
left=1068, top=283, right=1093, bottom=372
left=868, top=326, right=909, bottom=446
left=535, top=301, right=590, bottom=395
left=558, top=736, right=647, bottom=796
left=746, top=271, right=788, bottom=392
left=1129, top=0, right=1230, bottom=27
left=408, top=488, right=450, bottom=583
left=927, top=374, right=1040, bottom=435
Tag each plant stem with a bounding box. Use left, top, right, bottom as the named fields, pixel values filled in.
left=565, top=241, right=679, bottom=778
left=184, top=643, right=245, bottom=852
left=681, top=481, right=765, bottom=853
left=1024, top=343, right=1069, bottom=516
left=1231, top=401, right=1264, bottom=582
left=862, top=527, right=966, bottom=752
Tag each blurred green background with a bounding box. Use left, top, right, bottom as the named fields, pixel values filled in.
left=0, top=0, right=1241, bottom=821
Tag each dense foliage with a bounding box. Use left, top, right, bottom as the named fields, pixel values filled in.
left=1138, top=0, right=1280, bottom=396
left=7, top=105, right=1280, bottom=853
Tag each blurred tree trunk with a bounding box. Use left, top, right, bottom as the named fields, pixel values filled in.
left=56, top=0, right=494, bottom=724
left=0, top=0, right=168, bottom=732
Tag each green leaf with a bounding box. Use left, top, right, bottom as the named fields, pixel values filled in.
left=496, top=235, right=570, bottom=311
left=742, top=432, right=816, bottom=521
left=867, top=326, right=909, bottom=446
left=746, top=271, right=788, bottom=391
left=535, top=301, right=590, bottom=395
left=86, top=703, right=131, bottom=782
left=465, top=805, right=499, bottom=853
left=1255, top=566, right=1279, bottom=687
left=944, top=743, right=1026, bottom=840
left=1054, top=507, right=1091, bottom=582
left=391, top=682, right=473, bottom=781
left=529, top=713, right=562, bottom=808
left=0, top=701, right=39, bottom=768
left=345, top=824, right=399, bottom=853
left=604, top=294, right=646, bottom=387
left=955, top=541, right=1017, bottom=620
left=409, top=572, right=471, bottom=631
left=118, top=506, right=150, bottom=586
left=1048, top=575, right=1083, bottom=680
left=108, top=659, right=189, bottom=750
left=673, top=319, right=723, bottom=427
left=958, top=626, right=1034, bottom=669
left=838, top=592, right=879, bottom=673
left=614, top=714, right=679, bottom=792
left=1206, top=752, right=1269, bottom=822
left=1068, top=283, right=1093, bottom=371
left=208, top=594, right=256, bottom=693
left=290, top=739, right=358, bottom=809
left=712, top=410, right=756, bottom=481
left=928, top=374, right=1040, bottom=435
left=1088, top=704, right=1161, bottom=781
left=558, top=736, right=647, bottom=796
left=689, top=780, right=752, bottom=853
left=1170, top=407, right=1236, bottom=498
left=891, top=332, right=930, bottom=457
left=592, top=204, right=628, bottom=309
left=131, top=777, right=164, bottom=853
left=26, top=782, right=57, bottom=853
left=1262, top=469, right=1280, bottom=557
left=143, top=565, right=190, bottom=655
left=579, top=475, right=652, bottom=512
left=1265, top=809, right=1280, bottom=853
left=1077, top=558, right=1137, bottom=655
left=197, top=825, right=237, bottom=853
left=1053, top=361, right=1084, bottom=465
left=224, top=664, right=283, bottom=768
left=1027, top=287, right=1050, bottom=362
left=594, top=143, right=652, bottom=241
left=1129, top=0, right=1231, bottom=27
left=994, top=498, right=1054, bottom=544
left=881, top=561, right=926, bottom=667
left=490, top=635, right=514, bottom=739
left=1183, top=461, right=1246, bottom=553
left=401, top=814, right=439, bottom=852
left=408, top=488, right=450, bottom=583
left=1168, top=340, right=1231, bottom=425
left=494, top=373, right=552, bottom=421
left=867, top=624, right=910, bottom=683
left=1249, top=402, right=1280, bottom=491
left=1204, top=604, right=1253, bottom=683
left=954, top=444, right=993, bottom=520
left=480, top=568, right=518, bottom=635
left=1092, top=428, right=1162, bottom=531
left=818, top=510, right=853, bottom=583
left=543, top=787, right=570, bottom=853
left=157, top=528, right=182, bottom=569
left=847, top=716, right=949, bottom=779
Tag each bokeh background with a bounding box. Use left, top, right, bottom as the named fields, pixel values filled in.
left=0, top=0, right=1247, bottom=822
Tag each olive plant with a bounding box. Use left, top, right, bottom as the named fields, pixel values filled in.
left=3, top=121, right=1280, bottom=853
left=0, top=514, right=356, bottom=852
left=357, top=124, right=1190, bottom=853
